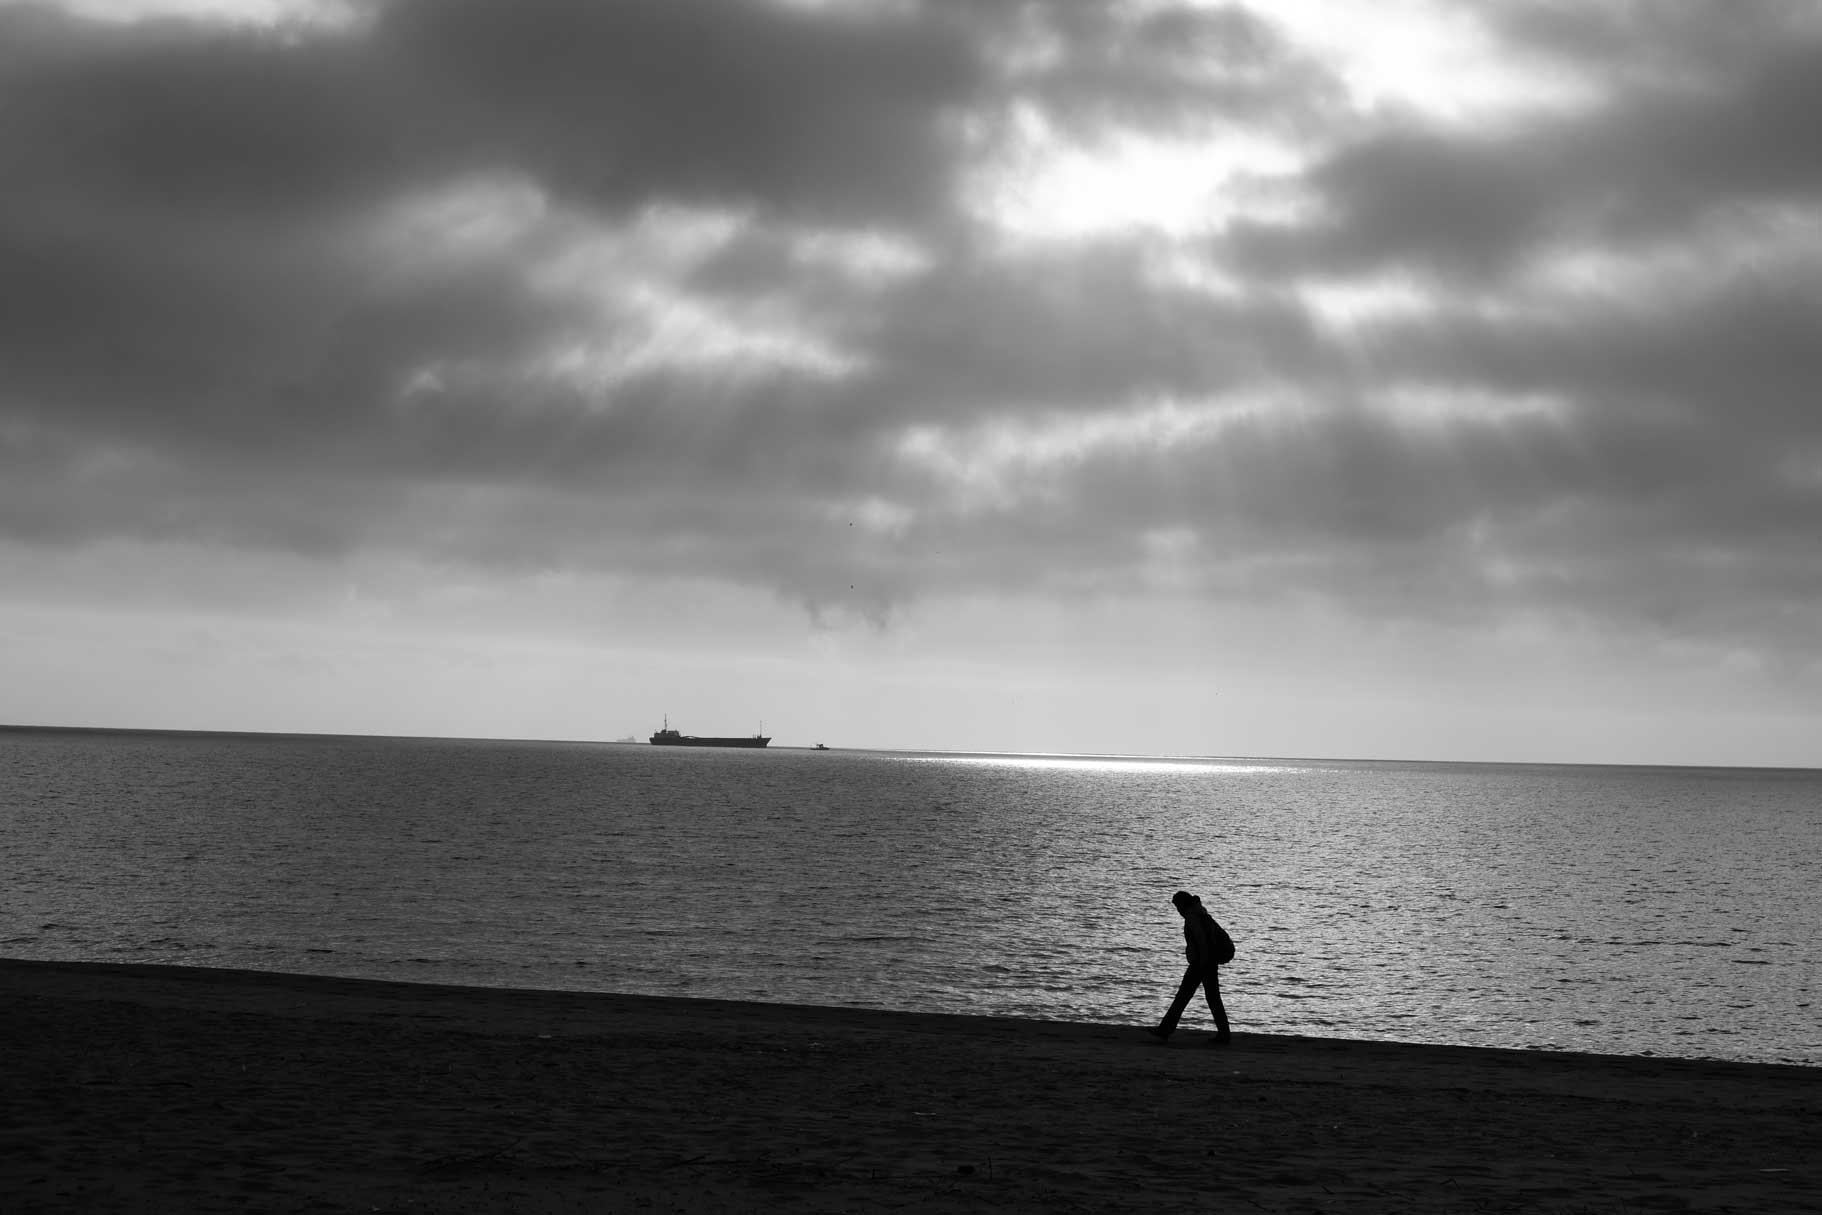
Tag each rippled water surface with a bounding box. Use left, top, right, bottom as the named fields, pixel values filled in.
left=3, top=727, right=1817, bottom=1065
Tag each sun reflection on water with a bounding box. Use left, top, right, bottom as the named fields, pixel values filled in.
left=901, top=752, right=1306, bottom=776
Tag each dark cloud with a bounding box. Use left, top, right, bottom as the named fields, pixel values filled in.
left=0, top=0, right=974, bottom=474
left=374, top=0, right=981, bottom=224
left=1, top=0, right=980, bottom=222
left=2, top=0, right=1820, bottom=667
left=854, top=242, right=1324, bottom=416
left=1, top=9, right=404, bottom=222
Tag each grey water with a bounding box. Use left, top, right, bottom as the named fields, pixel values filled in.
left=2, top=726, right=1817, bottom=1066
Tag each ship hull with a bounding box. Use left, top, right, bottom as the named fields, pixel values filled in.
left=649, top=734, right=771, bottom=748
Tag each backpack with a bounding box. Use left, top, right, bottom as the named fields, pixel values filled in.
left=1202, top=911, right=1236, bottom=965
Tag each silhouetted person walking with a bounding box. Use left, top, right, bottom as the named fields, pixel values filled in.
left=1149, top=890, right=1233, bottom=1044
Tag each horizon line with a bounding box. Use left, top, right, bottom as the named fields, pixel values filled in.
left=4, top=720, right=1818, bottom=775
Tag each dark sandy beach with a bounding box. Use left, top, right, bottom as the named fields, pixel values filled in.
left=3, top=959, right=1815, bottom=1213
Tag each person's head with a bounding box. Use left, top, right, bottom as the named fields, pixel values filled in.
left=1171, top=890, right=1197, bottom=917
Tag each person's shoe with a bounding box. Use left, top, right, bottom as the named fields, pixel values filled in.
left=1145, top=1027, right=1171, bottom=1043
left=1207, top=1035, right=1233, bottom=1047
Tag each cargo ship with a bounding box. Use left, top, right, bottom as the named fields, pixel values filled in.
left=648, top=717, right=771, bottom=748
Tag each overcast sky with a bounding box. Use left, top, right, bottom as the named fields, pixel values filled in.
left=3, top=0, right=1820, bottom=765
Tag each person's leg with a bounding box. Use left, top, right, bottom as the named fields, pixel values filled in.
left=1152, top=966, right=1201, bottom=1038
left=1201, top=965, right=1231, bottom=1041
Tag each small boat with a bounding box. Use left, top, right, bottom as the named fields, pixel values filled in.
left=813, top=743, right=829, bottom=751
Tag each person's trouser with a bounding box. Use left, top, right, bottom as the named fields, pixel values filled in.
left=1158, top=964, right=1229, bottom=1037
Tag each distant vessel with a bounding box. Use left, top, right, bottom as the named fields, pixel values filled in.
left=649, top=716, right=771, bottom=748
left=813, top=743, right=829, bottom=751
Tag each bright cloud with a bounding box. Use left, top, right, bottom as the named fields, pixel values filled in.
left=1258, top=0, right=1604, bottom=123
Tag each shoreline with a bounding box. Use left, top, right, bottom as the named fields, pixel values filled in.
left=5, top=959, right=1817, bottom=1212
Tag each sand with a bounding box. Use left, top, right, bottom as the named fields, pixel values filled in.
left=2, top=959, right=1815, bottom=1213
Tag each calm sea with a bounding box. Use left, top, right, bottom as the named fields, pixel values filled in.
left=2, top=727, right=1816, bottom=1066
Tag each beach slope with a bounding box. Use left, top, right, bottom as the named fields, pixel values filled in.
left=3, top=960, right=1814, bottom=1212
